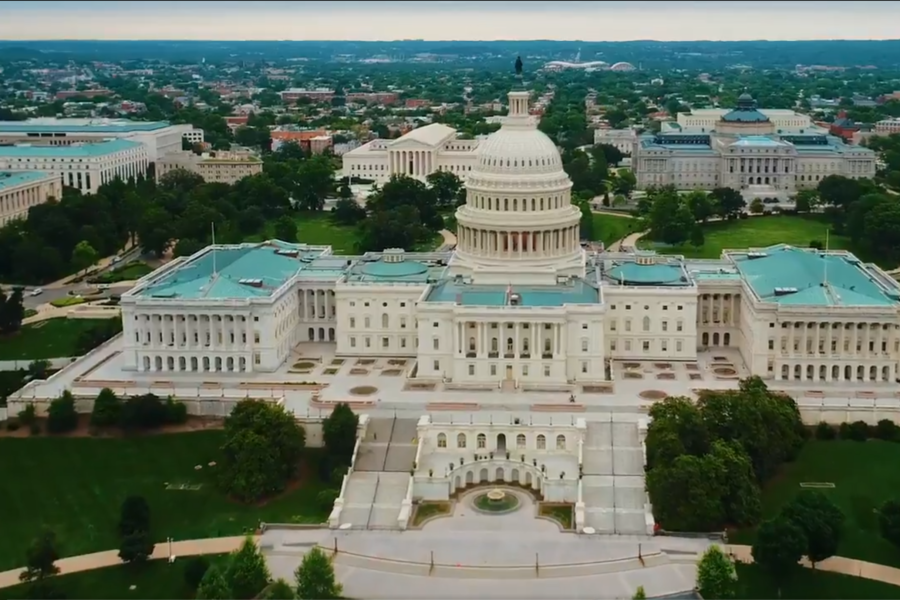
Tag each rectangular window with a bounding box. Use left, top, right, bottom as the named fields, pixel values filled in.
left=581, top=339, right=588, bottom=352
left=768, top=339, right=774, bottom=350
left=382, top=337, right=389, bottom=348
left=676, top=321, right=683, bottom=332
left=625, top=320, right=632, bottom=332
left=433, top=338, right=439, bottom=350
left=676, top=340, right=683, bottom=352
left=349, top=317, right=355, bottom=328
left=543, top=365, right=550, bottom=377
left=522, top=365, right=529, bottom=376
left=254, top=352, right=261, bottom=364
left=401, top=337, right=407, bottom=348
left=661, top=340, right=668, bottom=352
left=350, top=337, right=356, bottom=348
left=433, top=360, right=440, bottom=371
left=610, top=340, right=617, bottom=351
left=400, top=317, right=407, bottom=329
left=490, top=364, right=497, bottom=376
left=610, top=320, right=617, bottom=331
left=254, top=333, right=260, bottom=343
left=581, top=362, right=588, bottom=373
left=625, top=340, right=631, bottom=351
left=642, top=340, right=650, bottom=351
left=364, top=317, right=370, bottom=328
left=364, top=337, right=371, bottom=348
left=662, top=321, right=668, bottom=332
left=468, top=364, right=475, bottom=376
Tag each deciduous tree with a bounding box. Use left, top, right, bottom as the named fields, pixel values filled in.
left=322, top=403, right=359, bottom=466
left=19, top=529, right=60, bottom=585
left=879, top=499, right=900, bottom=550
left=118, top=530, right=155, bottom=564
left=696, top=545, right=737, bottom=599
left=782, top=491, right=845, bottom=566
left=118, top=495, right=151, bottom=537
left=752, top=517, right=806, bottom=595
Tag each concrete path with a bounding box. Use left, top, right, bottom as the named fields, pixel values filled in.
left=3, top=535, right=900, bottom=591
left=0, top=536, right=248, bottom=589
left=438, top=229, right=457, bottom=250
left=609, top=230, right=648, bottom=253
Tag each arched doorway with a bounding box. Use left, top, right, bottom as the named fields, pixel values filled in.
left=497, top=433, right=507, bottom=453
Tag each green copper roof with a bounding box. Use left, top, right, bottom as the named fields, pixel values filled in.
left=0, top=171, right=55, bottom=190
left=0, top=139, right=142, bottom=158
left=607, top=262, right=689, bottom=286
left=732, top=245, right=899, bottom=307
left=426, top=279, right=600, bottom=307
left=361, top=259, right=429, bottom=278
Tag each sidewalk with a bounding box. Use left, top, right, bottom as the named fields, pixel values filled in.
left=609, top=230, right=647, bottom=252
left=45, top=241, right=136, bottom=290
left=0, top=536, right=249, bottom=589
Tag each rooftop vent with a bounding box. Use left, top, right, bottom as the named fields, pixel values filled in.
left=274, top=249, right=300, bottom=258
left=238, top=278, right=263, bottom=288
left=747, top=252, right=768, bottom=259
left=383, top=248, right=405, bottom=263
left=774, top=287, right=798, bottom=296
left=509, top=293, right=522, bottom=306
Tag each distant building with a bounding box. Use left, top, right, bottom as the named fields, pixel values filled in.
left=278, top=88, right=335, bottom=103
left=341, top=123, right=480, bottom=183
left=308, top=135, right=333, bottom=155
left=829, top=111, right=860, bottom=141
left=0, top=139, right=150, bottom=195
left=156, top=149, right=263, bottom=185
left=182, top=129, right=205, bottom=145
left=346, top=92, right=399, bottom=106
left=634, top=93, right=876, bottom=202
left=55, top=88, right=112, bottom=101
left=594, top=129, right=637, bottom=155
left=270, top=129, right=330, bottom=153
left=0, top=171, right=62, bottom=225
left=875, top=118, right=900, bottom=136
left=0, top=118, right=195, bottom=162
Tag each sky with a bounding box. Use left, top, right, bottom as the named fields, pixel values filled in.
left=1, top=0, right=900, bottom=42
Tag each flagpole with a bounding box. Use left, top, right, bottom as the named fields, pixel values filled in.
left=211, top=222, right=217, bottom=277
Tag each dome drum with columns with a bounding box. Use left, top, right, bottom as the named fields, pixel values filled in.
left=452, top=90, right=584, bottom=282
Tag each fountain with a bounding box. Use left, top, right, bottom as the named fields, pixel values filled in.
left=472, top=488, right=520, bottom=513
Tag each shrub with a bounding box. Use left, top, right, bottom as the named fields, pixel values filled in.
left=164, top=397, right=188, bottom=424
left=118, top=495, right=151, bottom=537
left=29, top=422, right=42, bottom=436
left=91, top=387, right=122, bottom=428
left=46, top=391, right=78, bottom=434
left=815, top=422, right=836, bottom=440
left=317, top=489, right=339, bottom=512
left=876, top=419, right=900, bottom=441
left=119, top=393, right=167, bottom=431
left=838, top=422, right=852, bottom=440
left=17, top=403, right=36, bottom=426
left=184, top=556, right=211, bottom=590
left=847, top=420, right=870, bottom=442
left=6, top=420, right=19, bottom=431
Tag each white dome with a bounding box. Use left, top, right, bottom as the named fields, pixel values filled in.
left=475, top=127, right=564, bottom=176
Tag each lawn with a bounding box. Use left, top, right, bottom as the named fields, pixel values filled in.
left=730, top=440, right=900, bottom=567
left=639, top=215, right=851, bottom=260
left=0, top=431, right=335, bottom=571
left=0, top=318, right=109, bottom=361
left=0, top=556, right=229, bottom=600
left=734, top=562, right=900, bottom=599
left=91, top=262, right=154, bottom=284
left=591, top=212, right=638, bottom=248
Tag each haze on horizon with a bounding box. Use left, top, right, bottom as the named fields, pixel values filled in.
left=1, top=0, right=900, bottom=42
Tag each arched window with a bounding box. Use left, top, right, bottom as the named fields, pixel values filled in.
left=382, top=314, right=389, bottom=328
left=506, top=337, right=514, bottom=353
left=457, top=433, right=467, bottom=448
left=477, top=433, right=486, bottom=449
left=537, top=434, right=546, bottom=450
left=556, top=434, right=566, bottom=450
left=437, top=433, right=447, bottom=448
left=517, top=434, right=526, bottom=448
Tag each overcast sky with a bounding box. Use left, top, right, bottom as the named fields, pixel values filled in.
left=1, top=0, right=899, bottom=42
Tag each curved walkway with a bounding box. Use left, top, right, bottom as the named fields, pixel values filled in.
left=2, top=537, right=900, bottom=590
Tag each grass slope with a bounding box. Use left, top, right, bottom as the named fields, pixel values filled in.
left=591, top=212, right=638, bottom=248
left=0, top=318, right=110, bottom=361
left=0, top=431, right=333, bottom=571
left=735, top=562, right=900, bottom=599
left=731, top=440, right=900, bottom=567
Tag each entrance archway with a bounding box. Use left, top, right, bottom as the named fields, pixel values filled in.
left=497, top=433, right=507, bottom=453
left=505, top=365, right=513, bottom=380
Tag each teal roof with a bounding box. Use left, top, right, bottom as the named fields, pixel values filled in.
left=732, top=136, right=787, bottom=147
left=137, top=242, right=330, bottom=300
left=0, top=171, right=55, bottom=190
left=0, top=139, right=142, bottom=158
left=732, top=245, right=899, bottom=307
left=362, top=259, right=428, bottom=278
left=722, top=93, right=770, bottom=123
left=344, top=256, right=446, bottom=283
left=607, top=262, right=689, bottom=286
left=0, top=120, right=171, bottom=133
left=426, top=279, right=600, bottom=307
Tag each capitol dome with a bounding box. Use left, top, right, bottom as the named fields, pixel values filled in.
left=452, top=89, right=583, bottom=278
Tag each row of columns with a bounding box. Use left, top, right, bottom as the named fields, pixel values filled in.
left=301, top=289, right=334, bottom=321
left=779, top=322, right=897, bottom=358
left=455, top=321, right=567, bottom=359
left=457, top=226, right=580, bottom=258
left=389, top=149, right=433, bottom=178
left=0, top=183, right=45, bottom=224
left=140, top=354, right=250, bottom=373
left=776, top=362, right=895, bottom=383
left=133, top=313, right=253, bottom=351
left=732, top=157, right=793, bottom=174
left=699, top=294, right=740, bottom=327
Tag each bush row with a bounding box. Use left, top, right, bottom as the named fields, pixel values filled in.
left=814, top=419, right=900, bottom=442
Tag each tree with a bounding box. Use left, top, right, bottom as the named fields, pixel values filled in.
left=173, top=238, right=205, bottom=259
left=752, top=517, right=806, bottom=595
left=219, top=399, right=307, bottom=503
left=118, top=530, right=155, bottom=564
left=184, top=556, right=212, bottom=591
left=294, top=547, right=342, bottom=600
left=91, top=387, right=122, bottom=428
left=19, top=529, right=60, bottom=585
left=749, top=198, right=765, bottom=215
left=0, top=287, right=25, bottom=335
left=632, top=585, right=647, bottom=600
left=686, top=191, right=715, bottom=223
left=224, top=536, right=272, bottom=600
left=330, top=197, right=366, bottom=226
left=71, top=240, right=99, bottom=275
left=596, top=143, right=625, bottom=167
left=263, top=579, right=296, bottom=599
left=696, top=545, right=737, bottom=600
left=690, top=226, right=705, bottom=249
left=710, top=187, right=746, bottom=218
left=322, top=402, right=359, bottom=467
left=273, top=216, right=299, bottom=243
left=197, top=565, right=232, bottom=600
left=648, top=188, right=695, bottom=246
left=782, top=491, right=845, bottom=566
left=118, top=495, right=151, bottom=537
left=708, top=440, right=761, bottom=528
left=46, top=390, right=78, bottom=434
left=879, top=499, right=900, bottom=550
left=794, top=189, right=818, bottom=213
left=426, top=171, right=464, bottom=208
left=27, top=359, right=51, bottom=380
left=646, top=453, right=725, bottom=531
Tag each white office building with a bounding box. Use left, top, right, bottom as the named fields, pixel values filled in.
left=634, top=94, right=877, bottom=202
left=341, top=123, right=481, bottom=183
left=0, top=170, right=62, bottom=225
left=0, top=118, right=198, bottom=162
left=0, top=139, right=150, bottom=195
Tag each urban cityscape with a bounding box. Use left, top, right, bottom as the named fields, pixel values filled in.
left=3, top=2, right=900, bottom=599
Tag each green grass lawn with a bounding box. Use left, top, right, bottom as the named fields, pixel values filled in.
left=0, top=556, right=230, bottom=600
left=591, top=212, right=638, bottom=248
left=730, top=440, right=900, bottom=567
left=92, top=262, right=154, bottom=284
left=639, top=215, right=850, bottom=259
left=0, top=318, right=109, bottom=361
left=0, top=432, right=334, bottom=571
left=734, top=562, right=900, bottom=599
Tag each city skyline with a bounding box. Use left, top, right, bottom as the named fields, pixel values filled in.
left=1, top=0, right=900, bottom=42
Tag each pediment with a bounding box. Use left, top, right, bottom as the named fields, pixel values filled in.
left=387, top=137, right=434, bottom=151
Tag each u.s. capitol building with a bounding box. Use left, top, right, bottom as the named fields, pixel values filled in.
left=633, top=93, right=877, bottom=201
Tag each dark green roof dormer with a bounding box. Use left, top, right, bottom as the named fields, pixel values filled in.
left=721, top=92, right=770, bottom=123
